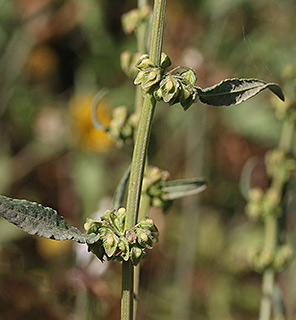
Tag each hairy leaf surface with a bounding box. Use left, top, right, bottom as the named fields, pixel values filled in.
left=196, top=79, right=285, bottom=107
left=0, top=195, right=100, bottom=244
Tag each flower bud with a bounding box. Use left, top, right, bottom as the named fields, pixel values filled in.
left=160, top=53, right=171, bottom=69
left=154, top=88, right=163, bottom=101
left=165, top=78, right=174, bottom=92
left=118, top=239, right=126, bottom=252
left=147, top=70, right=158, bottom=81
left=160, top=75, right=179, bottom=104
left=249, top=247, right=273, bottom=273
left=125, top=229, right=137, bottom=243
left=139, top=231, right=149, bottom=243
left=249, top=188, right=264, bottom=202
left=135, top=54, right=154, bottom=70
left=141, top=68, right=161, bottom=92
left=105, top=233, right=115, bottom=247
left=132, top=247, right=142, bottom=259
left=134, top=70, right=145, bottom=85
left=130, top=246, right=145, bottom=265
left=118, top=207, right=126, bottom=216
left=84, top=218, right=100, bottom=234
left=181, top=69, right=197, bottom=85
left=103, top=232, right=118, bottom=258
left=273, top=245, right=294, bottom=271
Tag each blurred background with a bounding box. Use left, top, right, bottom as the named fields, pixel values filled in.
left=0, top=0, right=296, bottom=319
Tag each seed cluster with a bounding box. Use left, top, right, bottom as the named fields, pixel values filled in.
left=108, top=106, right=139, bottom=146
left=84, top=208, right=158, bottom=266
left=142, top=166, right=170, bottom=208
left=134, top=53, right=199, bottom=110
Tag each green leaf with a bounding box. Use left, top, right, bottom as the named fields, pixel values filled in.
left=160, top=178, right=207, bottom=201
left=113, top=165, right=131, bottom=210
left=0, top=195, right=100, bottom=244
left=196, top=79, right=285, bottom=107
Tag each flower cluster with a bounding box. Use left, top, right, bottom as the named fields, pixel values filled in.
left=134, top=53, right=199, bottom=110
left=84, top=208, right=158, bottom=266
left=108, top=106, right=139, bottom=146
left=249, top=244, right=293, bottom=273
left=142, top=166, right=170, bottom=208
left=245, top=187, right=282, bottom=220
left=121, top=51, right=143, bottom=78
left=121, top=5, right=151, bottom=35
left=265, top=149, right=296, bottom=182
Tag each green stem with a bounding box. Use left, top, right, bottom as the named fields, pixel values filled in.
left=279, top=119, right=295, bottom=153
left=133, top=194, right=151, bottom=318
left=121, top=262, right=134, bottom=320
left=134, top=0, right=148, bottom=115
left=126, top=0, right=166, bottom=230
left=121, top=1, right=166, bottom=320
left=259, top=218, right=277, bottom=320
left=259, top=118, right=295, bottom=320
left=259, top=269, right=275, bottom=320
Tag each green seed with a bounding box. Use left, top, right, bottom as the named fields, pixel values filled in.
left=148, top=71, right=157, bottom=81
left=133, top=247, right=142, bottom=259
left=165, top=79, right=174, bottom=92
left=105, top=234, right=115, bottom=247
left=139, top=232, right=149, bottom=243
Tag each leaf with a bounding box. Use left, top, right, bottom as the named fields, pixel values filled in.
left=0, top=195, right=100, bottom=244
left=112, top=164, right=131, bottom=210
left=196, top=79, right=285, bottom=107
left=161, top=178, right=207, bottom=201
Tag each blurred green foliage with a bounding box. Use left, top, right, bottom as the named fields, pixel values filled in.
left=0, top=0, right=295, bottom=319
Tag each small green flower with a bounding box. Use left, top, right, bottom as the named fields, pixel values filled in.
left=117, top=237, right=130, bottom=262
left=135, top=54, right=154, bottom=70
left=180, top=69, right=197, bottom=85
left=159, top=75, right=180, bottom=104
left=135, top=229, right=153, bottom=249
left=103, top=231, right=119, bottom=258
left=134, top=70, right=145, bottom=85
left=160, top=52, right=171, bottom=69
left=121, top=51, right=142, bottom=78
left=84, top=218, right=101, bottom=234
left=273, top=245, right=294, bottom=272
left=140, top=68, right=162, bottom=92
left=130, top=246, right=146, bottom=266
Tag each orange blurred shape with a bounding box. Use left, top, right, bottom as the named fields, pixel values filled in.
left=36, top=237, right=72, bottom=260
left=69, top=94, right=113, bottom=153
left=26, top=45, right=58, bottom=81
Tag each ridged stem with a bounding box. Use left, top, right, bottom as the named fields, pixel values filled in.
left=259, top=118, right=295, bottom=320
left=121, top=1, right=166, bottom=320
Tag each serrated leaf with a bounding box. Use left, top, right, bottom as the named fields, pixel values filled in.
left=196, top=78, right=285, bottom=107
left=161, top=178, right=207, bottom=201
left=0, top=195, right=100, bottom=244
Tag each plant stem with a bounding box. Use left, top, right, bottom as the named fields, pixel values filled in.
left=134, top=193, right=151, bottom=318
left=125, top=0, right=166, bottom=230
left=259, top=118, right=295, bottom=320
left=121, top=1, right=166, bottom=319
left=121, top=262, right=134, bottom=320
left=134, top=0, right=148, bottom=115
